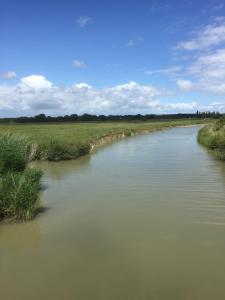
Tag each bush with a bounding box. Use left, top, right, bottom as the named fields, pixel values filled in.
left=0, top=133, right=30, bottom=174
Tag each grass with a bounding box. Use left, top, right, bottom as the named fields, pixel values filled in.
left=0, top=133, right=31, bottom=174
left=198, top=117, right=225, bottom=160
left=0, top=168, right=43, bottom=221
left=0, top=133, right=43, bottom=221
left=0, top=119, right=209, bottom=161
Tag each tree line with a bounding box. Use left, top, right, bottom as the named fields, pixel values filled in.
left=0, top=111, right=222, bottom=124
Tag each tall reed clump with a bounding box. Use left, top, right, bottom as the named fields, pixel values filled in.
left=198, top=117, right=225, bottom=160
left=0, top=133, right=43, bottom=221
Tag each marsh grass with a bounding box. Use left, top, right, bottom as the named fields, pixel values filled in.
left=198, top=117, right=225, bottom=160
left=0, top=133, right=43, bottom=221
left=0, top=133, right=31, bottom=174
left=39, top=139, right=90, bottom=161
left=0, top=168, right=43, bottom=220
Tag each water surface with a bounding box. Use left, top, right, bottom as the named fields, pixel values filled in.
left=1, top=126, right=225, bottom=300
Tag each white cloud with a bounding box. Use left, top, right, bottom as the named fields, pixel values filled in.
left=77, top=15, right=91, bottom=28
left=0, top=71, right=17, bottom=80
left=176, top=79, right=194, bottom=92
left=200, top=101, right=225, bottom=111
left=174, top=19, right=225, bottom=95
left=73, top=83, right=92, bottom=89
left=188, top=48, right=225, bottom=79
left=0, top=76, right=201, bottom=116
left=176, top=49, right=225, bottom=94
left=145, top=66, right=182, bottom=76
left=164, top=101, right=197, bottom=111
left=18, top=75, right=53, bottom=92
left=176, top=21, right=225, bottom=51
left=73, top=60, right=87, bottom=69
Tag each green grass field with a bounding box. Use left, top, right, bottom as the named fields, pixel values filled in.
left=198, top=117, right=225, bottom=160
left=0, top=119, right=208, bottom=161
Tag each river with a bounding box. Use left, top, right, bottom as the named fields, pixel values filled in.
left=1, top=126, right=225, bottom=300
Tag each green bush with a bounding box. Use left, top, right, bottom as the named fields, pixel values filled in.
left=0, top=133, right=30, bottom=174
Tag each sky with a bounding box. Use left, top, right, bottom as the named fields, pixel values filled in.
left=1, top=0, right=225, bottom=116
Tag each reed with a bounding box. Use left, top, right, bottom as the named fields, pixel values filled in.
left=0, top=133, right=43, bottom=221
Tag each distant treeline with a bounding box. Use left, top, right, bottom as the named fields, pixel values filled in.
left=0, top=111, right=222, bottom=124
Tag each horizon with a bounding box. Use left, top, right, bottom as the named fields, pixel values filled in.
left=1, top=0, right=225, bottom=116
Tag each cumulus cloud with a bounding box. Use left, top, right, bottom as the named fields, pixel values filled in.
left=0, top=71, right=17, bottom=80
left=73, top=60, right=87, bottom=69
left=0, top=76, right=201, bottom=116
left=77, top=15, right=91, bottom=28
left=18, top=75, right=53, bottom=91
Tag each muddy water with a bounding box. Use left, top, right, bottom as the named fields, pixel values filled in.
left=1, top=126, right=225, bottom=300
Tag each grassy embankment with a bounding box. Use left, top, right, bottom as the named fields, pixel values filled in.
left=0, top=119, right=208, bottom=161
left=0, top=133, right=42, bottom=221
left=198, top=117, right=225, bottom=160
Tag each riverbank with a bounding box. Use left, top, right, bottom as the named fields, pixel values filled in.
left=0, top=119, right=211, bottom=161
left=198, top=117, right=225, bottom=160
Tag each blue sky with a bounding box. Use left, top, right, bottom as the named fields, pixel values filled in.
left=1, top=0, right=225, bottom=116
